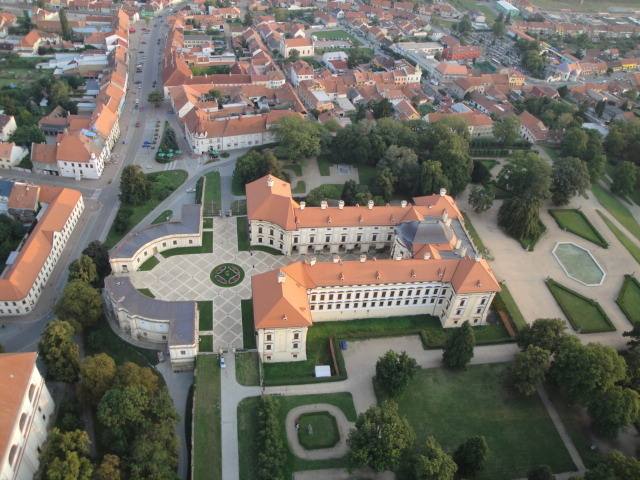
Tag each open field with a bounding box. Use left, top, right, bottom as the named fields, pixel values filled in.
left=395, top=364, right=576, bottom=479
left=193, top=356, right=221, bottom=480
left=592, top=184, right=640, bottom=243
left=530, top=0, right=640, bottom=12
left=596, top=210, right=640, bottom=265
left=549, top=209, right=608, bottom=248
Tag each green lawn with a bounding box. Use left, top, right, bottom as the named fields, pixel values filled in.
left=160, top=231, right=213, bottom=257
left=193, top=356, right=221, bottom=480
left=449, top=0, right=496, bottom=21
left=310, top=29, right=360, bottom=44
left=293, top=181, right=306, bottom=194
left=137, top=288, right=155, bottom=298
left=317, top=157, right=331, bottom=176
left=198, top=301, right=213, bottom=331
left=251, top=245, right=283, bottom=255
left=297, top=412, right=340, bottom=449
left=479, top=159, right=498, bottom=171
left=105, top=170, right=188, bottom=248
left=235, top=352, right=260, bottom=386
left=264, top=315, right=511, bottom=385
left=203, top=217, right=213, bottom=229
left=151, top=209, right=173, bottom=225
left=282, top=162, right=303, bottom=176
left=530, top=0, right=639, bottom=12
left=138, top=256, right=159, bottom=271
left=236, top=216, right=250, bottom=251
left=203, top=171, right=222, bottom=215
left=85, top=319, right=158, bottom=366
left=394, top=364, right=576, bottom=479
left=463, top=213, right=493, bottom=260
left=592, top=183, right=640, bottom=243
left=231, top=199, right=247, bottom=216
left=548, top=209, right=608, bottom=248
left=545, top=279, right=615, bottom=333
left=241, top=299, right=256, bottom=349
left=231, top=174, right=245, bottom=196
left=492, top=282, right=527, bottom=332
left=357, top=165, right=377, bottom=189
left=596, top=210, right=640, bottom=265
left=199, top=335, right=213, bottom=352
left=616, top=275, right=640, bottom=325
left=237, top=393, right=356, bottom=480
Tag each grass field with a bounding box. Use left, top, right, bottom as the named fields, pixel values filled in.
left=449, top=0, right=496, bottom=21
left=198, top=301, right=213, bottom=331
left=160, top=231, right=213, bottom=257
left=85, top=319, right=158, bottom=366
left=138, top=256, right=159, bottom=271
left=530, top=0, right=639, bottom=12
left=596, top=210, right=640, bottom=265
left=237, top=393, right=357, bottom=480
left=199, top=335, right=213, bottom=352
left=236, top=216, right=250, bottom=251
left=548, top=209, right=608, bottom=248
left=0, top=57, right=51, bottom=87
left=310, top=29, right=360, bottom=44
left=493, top=282, right=527, bottom=332
left=545, top=279, right=615, bottom=333
left=357, top=165, right=377, bottom=189
left=616, top=275, right=640, bottom=325
left=203, top=217, right=213, bottom=229
left=241, top=299, right=256, bottom=349
left=297, top=412, right=340, bottom=449
left=293, top=181, right=306, bottom=194
left=105, top=170, right=188, bottom=248
left=235, top=352, right=260, bottom=386
left=151, top=209, right=173, bottom=225
left=592, top=184, right=640, bottom=243
left=394, top=364, right=576, bottom=479
left=317, top=157, right=331, bottom=176
left=203, top=171, right=222, bottom=215
left=193, top=356, right=221, bottom=480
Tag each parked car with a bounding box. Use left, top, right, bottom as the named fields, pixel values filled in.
left=219, top=356, right=226, bottom=368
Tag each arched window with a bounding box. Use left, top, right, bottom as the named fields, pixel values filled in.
left=8, top=445, right=18, bottom=466
left=28, top=384, right=36, bottom=402
left=19, top=413, right=27, bottom=432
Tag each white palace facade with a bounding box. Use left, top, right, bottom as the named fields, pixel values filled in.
left=247, top=175, right=501, bottom=363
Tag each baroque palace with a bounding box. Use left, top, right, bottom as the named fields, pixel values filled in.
left=247, top=175, right=501, bottom=363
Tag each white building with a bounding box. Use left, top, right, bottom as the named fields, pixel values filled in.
left=0, top=143, right=28, bottom=168
left=0, top=352, right=54, bottom=480
left=0, top=115, right=17, bottom=142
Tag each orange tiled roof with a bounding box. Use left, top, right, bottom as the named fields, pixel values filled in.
left=7, top=183, right=39, bottom=211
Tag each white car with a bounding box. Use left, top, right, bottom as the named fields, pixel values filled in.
left=219, top=356, right=226, bottom=368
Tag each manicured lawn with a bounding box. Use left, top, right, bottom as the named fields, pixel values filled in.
left=549, top=209, right=608, bottom=248
left=235, top=352, right=260, bottom=386
left=530, top=0, right=639, bottom=12
left=151, top=209, right=173, bottom=225
left=161, top=231, right=213, bottom=257
left=357, top=165, right=377, bottom=189
left=251, top=245, right=283, bottom=255
left=263, top=315, right=511, bottom=385
left=394, top=364, right=576, bottom=479
left=310, top=29, right=360, bottom=44
left=463, top=213, right=493, bottom=260
left=616, top=275, right=640, bottom=325
left=241, top=299, right=256, bottom=349
left=85, top=319, right=158, bottom=366
left=203, top=171, right=222, bottom=215
left=198, top=301, right=213, bottom=331
left=231, top=174, right=245, bottom=196
left=519, top=219, right=546, bottom=251
left=545, top=279, right=615, bottom=333
left=306, top=184, right=343, bottom=201
left=317, top=157, right=331, bottom=176
left=203, top=217, right=213, bottom=229
left=297, top=412, right=340, bottom=449
left=596, top=210, right=640, bottom=265
left=231, top=199, right=247, bottom=216
left=449, top=0, right=496, bottom=21
left=237, top=393, right=356, bottom=480
left=293, top=181, right=306, bottom=194
left=138, top=256, right=159, bottom=271
left=592, top=183, right=640, bottom=243
left=492, top=282, right=527, bottom=332
left=193, top=356, right=221, bottom=480
left=199, top=335, right=213, bottom=352
left=137, top=288, right=155, bottom=298
left=210, top=263, right=244, bottom=287
left=236, top=216, right=250, bottom=251
left=105, top=170, right=188, bottom=248
left=283, top=162, right=303, bottom=176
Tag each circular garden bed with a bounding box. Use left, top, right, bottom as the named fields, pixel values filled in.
left=210, top=263, right=244, bottom=287
left=296, top=412, right=340, bottom=450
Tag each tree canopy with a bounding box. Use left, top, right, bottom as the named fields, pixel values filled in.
left=54, top=280, right=103, bottom=332
left=414, top=436, right=457, bottom=480
left=442, top=321, right=475, bottom=370
left=453, top=436, right=489, bottom=478
left=120, top=165, right=150, bottom=205
left=232, top=149, right=289, bottom=192
left=274, top=116, right=325, bottom=161
left=39, top=320, right=80, bottom=382
left=374, top=350, right=419, bottom=398
left=550, top=156, right=591, bottom=206
left=510, top=345, right=552, bottom=396
left=68, top=255, right=97, bottom=285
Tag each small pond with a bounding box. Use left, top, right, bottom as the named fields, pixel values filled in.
left=552, top=242, right=606, bottom=286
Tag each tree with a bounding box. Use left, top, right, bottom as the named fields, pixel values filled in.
left=611, top=161, right=638, bottom=197
left=274, top=116, right=324, bottom=161
left=348, top=401, right=414, bottom=472
left=233, top=149, right=289, bottom=191
left=560, top=127, right=588, bottom=158
left=370, top=98, right=394, bottom=119
left=595, top=100, right=606, bottom=118
left=374, top=167, right=397, bottom=201
left=97, top=385, right=149, bottom=453
left=9, top=125, right=45, bottom=146
left=243, top=10, right=253, bottom=26
left=414, top=436, right=457, bottom=480
left=348, top=47, right=374, bottom=68
left=39, top=320, right=80, bottom=382
left=256, top=396, right=286, bottom=480
left=374, top=118, right=417, bottom=149
left=115, top=362, right=160, bottom=393
left=469, top=185, right=495, bottom=213
left=492, top=16, right=506, bottom=37
left=527, top=465, right=555, bottom=480
left=341, top=180, right=359, bottom=206
left=59, top=8, right=72, bottom=41
left=378, top=145, right=421, bottom=195
left=588, top=386, right=640, bottom=438
left=120, top=165, right=150, bottom=205
left=288, top=48, right=300, bottom=62
left=453, top=436, right=489, bottom=478
left=147, top=90, right=163, bottom=108
left=604, top=120, right=640, bottom=165
left=94, top=454, right=121, bottom=480
left=39, top=428, right=93, bottom=480
left=509, top=346, right=551, bottom=396
left=493, top=115, right=519, bottom=145
left=374, top=350, right=418, bottom=398
left=0, top=214, right=25, bottom=265
left=551, top=339, right=628, bottom=404
left=78, top=353, right=116, bottom=405
left=54, top=280, right=102, bottom=332
left=584, top=451, right=640, bottom=480
left=82, top=241, right=111, bottom=285
left=457, top=14, right=472, bottom=34
left=442, top=321, right=475, bottom=370
left=516, top=318, right=567, bottom=353
left=419, top=160, right=449, bottom=195
left=68, top=255, right=97, bottom=284
left=550, top=156, right=591, bottom=206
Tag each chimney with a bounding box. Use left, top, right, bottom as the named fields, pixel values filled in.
left=359, top=254, right=367, bottom=263
left=300, top=201, right=306, bottom=210
left=439, top=187, right=447, bottom=197
left=332, top=254, right=340, bottom=263
left=400, top=200, right=407, bottom=208
left=455, top=239, right=462, bottom=249
left=277, top=270, right=286, bottom=283
left=308, top=256, right=317, bottom=266
left=266, top=176, right=274, bottom=187
left=475, top=253, right=482, bottom=262
left=394, top=253, right=403, bottom=260
left=338, top=200, right=344, bottom=209
left=281, top=314, right=288, bottom=321
left=367, top=200, right=374, bottom=210
left=320, top=200, right=328, bottom=209
left=458, top=246, right=468, bottom=257
left=423, top=252, right=431, bottom=260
